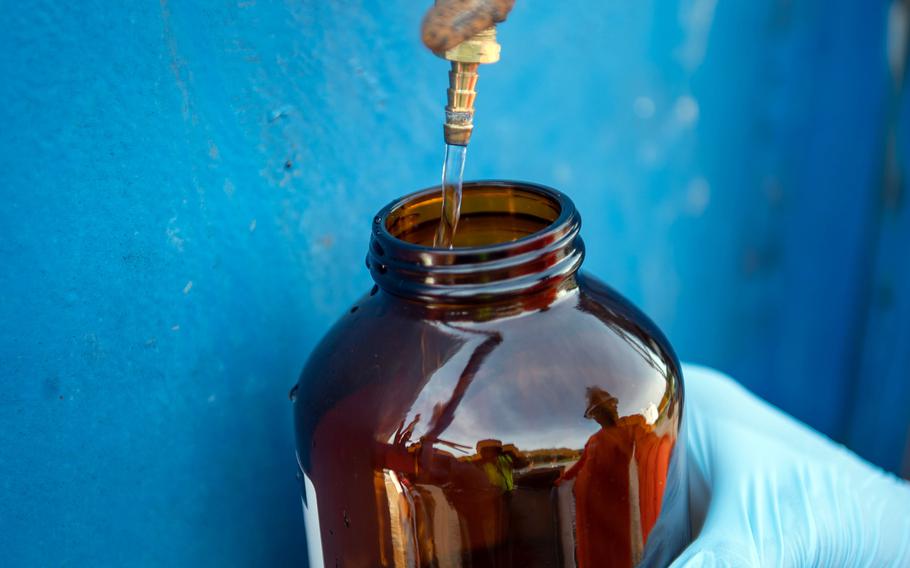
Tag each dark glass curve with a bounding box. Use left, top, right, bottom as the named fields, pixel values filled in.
left=293, top=181, right=689, bottom=567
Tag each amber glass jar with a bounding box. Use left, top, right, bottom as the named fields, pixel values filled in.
left=292, top=181, right=688, bottom=567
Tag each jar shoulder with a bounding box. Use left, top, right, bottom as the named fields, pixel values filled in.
left=575, top=271, right=681, bottom=374
left=294, top=276, right=683, bottom=462
left=295, top=274, right=680, bottom=399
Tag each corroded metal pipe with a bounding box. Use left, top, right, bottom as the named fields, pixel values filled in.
left=422, top=0, right=514, bottom=52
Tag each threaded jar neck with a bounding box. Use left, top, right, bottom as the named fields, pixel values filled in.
left=368, top=181, right=585, bottom=303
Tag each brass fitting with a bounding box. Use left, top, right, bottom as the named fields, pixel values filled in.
left=439, top=27, right=500, bottom=146
left=438, top=26, right=501, bottom=64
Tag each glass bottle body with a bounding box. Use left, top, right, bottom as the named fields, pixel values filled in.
left=293, top=182, right=689, bottom=567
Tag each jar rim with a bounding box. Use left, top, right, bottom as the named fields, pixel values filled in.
left=374, top=180, right=575, bottom=255
left=368, top=180, right=585, bottom=302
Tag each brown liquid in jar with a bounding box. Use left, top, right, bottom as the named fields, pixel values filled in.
left=293, top=181, right=688, bottom=567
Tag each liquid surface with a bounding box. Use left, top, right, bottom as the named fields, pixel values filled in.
left=400, top=213, right=546, bottom=248
left=386, top=182, right=562, bottom=249
left=433, top=143, right=468, bottom=248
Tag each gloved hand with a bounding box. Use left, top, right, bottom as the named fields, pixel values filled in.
left=672, top=364, right=910, bottom=567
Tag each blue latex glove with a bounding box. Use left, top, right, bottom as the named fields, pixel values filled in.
left=672, top=364, right=910, bottom=567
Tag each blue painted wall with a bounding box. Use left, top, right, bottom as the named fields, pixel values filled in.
left=2, top=0, right=908, bottom=565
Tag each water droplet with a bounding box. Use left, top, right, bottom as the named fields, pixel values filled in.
left=288, top=384, right=299, bottom=402
left=674, top=95, right=699, bottom=124
left=633, top=96, right=655, bottom=118
left=369, top=285, right=379, bottom=296
left=685, top=177, right=710, bottom=215
left=343, top=510, right=351, bottom=528
left=349, top=305, right=359, bottom=314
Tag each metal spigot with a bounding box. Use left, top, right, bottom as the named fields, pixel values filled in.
left=437, top=27, right=500, bottom=146
left=421, top=0, right=512, bottom=146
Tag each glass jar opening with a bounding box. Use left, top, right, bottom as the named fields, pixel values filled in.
left=369, top=181, right=584, bottom=302
left=385, top=182, right=563, bottom=248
